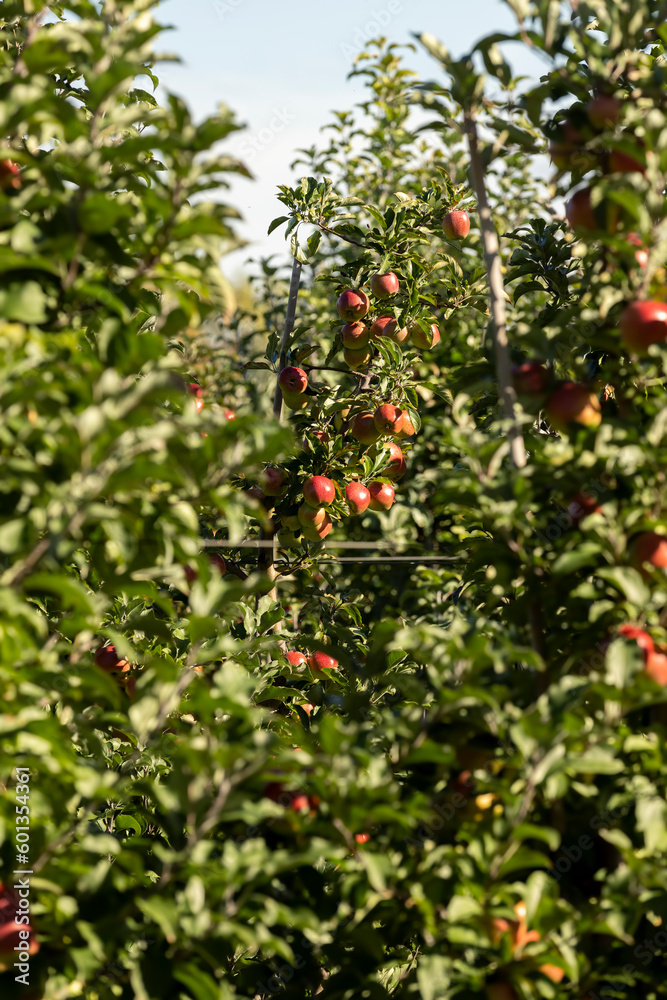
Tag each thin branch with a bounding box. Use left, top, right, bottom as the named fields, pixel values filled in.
left=258, top=255, right=303, bottom=600
left=464, top=110, right=526, bottom=470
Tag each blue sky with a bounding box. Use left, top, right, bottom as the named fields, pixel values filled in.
left=156, top=0, right=548, bottom=273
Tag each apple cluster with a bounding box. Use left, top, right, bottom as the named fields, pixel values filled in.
left=335, top=272, right=441, bottom=372
left=256, top=395, right=413, bottom=546
left=552, top=92, right=667, bottom=355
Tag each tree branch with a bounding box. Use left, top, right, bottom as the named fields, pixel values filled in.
left=464, top=111, right=526, bottom=470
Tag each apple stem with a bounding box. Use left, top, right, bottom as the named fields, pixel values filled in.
left=464, top=111, right=526, bottom=470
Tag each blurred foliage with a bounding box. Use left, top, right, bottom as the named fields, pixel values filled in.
left=1, top=1, right=667, bottom=1000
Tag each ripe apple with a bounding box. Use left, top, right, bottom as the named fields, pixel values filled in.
left=333, top=407, right=351, bottom=431
left=409, top=322, right=440, bottom=350
left=187, top=382, right=204, bottom=412
left=260, top=466, right=288, bottom=496
left=278, top=366, right=308, bottom=394
left=609, top=147, right=646, bottom=174
left=370, top=315, right=398, bottom=341
left=373, top=403, right=405, bottom=435
left=287, top=651, right=307, bottom=667
left=308, top=651, right=339, bottom=673
left=95, top=645, right=130, bottom=674
left=368, top=481, right=395, bottom=511
left=539, top=964, right=565, bottom=984
left=282, top=390, right=310, bottom=411
left=565, top=187, right=597, bottom=230
left=630, top=531, right=667, bottom=572
left=298, top=504, right=327, bottom=527
left=645, top=649, right=667, bottom=686
left=567, top=490, right=602, bottom=523
left=587, top=94, right=621, bottom=129
left=442, top=209, right=470, bottom=239
left=512, top=361, right=549, bottom=395
left=0, top=159, right=21, bottom=190
left=370, top=272, right=400, bottom=299
left=224, top=408, right=236, bottom=420
left=303, top=475, right=336, bottom=507
left=209, top=553, right=227, bottom=575
left=627, top=234, right=649, bottom=269
left=302, top=514, right=333, bottom=541
left=545, top=383, right=602, bottom=433
left=337, top=288, right=370, bottom=322
left=355, top=832, right=370, bottom=844
left=350, top=411, right=381, bottom=445
left=345, top=481, right=371, bottom=515
left=380, top=441, right=406, bottom=480
left=396, top=412, right=416, bottom=438
left=341, top=321, right=369, bottom=349
left=344, top=345, right=373, bottom=370
left=619, top=300, right=667, bottom=353
left=618, top=624, right=653, bottom=660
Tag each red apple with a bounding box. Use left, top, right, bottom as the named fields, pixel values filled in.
left=645, top=649, right=667, bottom=686
left=380, top=441, right=407, bottom=480
left=287, top=651, right=307, bottom=667
left=209, top=554, right=227, bottom=575
left=368, top=481, right=395, bottom=511
left=567, top=490, right=602, bottom=523
left=298, top=504, right=327, bottom=527
left=396, top=412, right=416, bottom=438
left=539, top=964, right=565, bottom=984
left=545, top=383, right=602, bottom=433
left=345, top=481, right=371, bottom=515
left=308, top=651, right=339, bottom=673
left=370, top=272, right=400, bottom=299
left=371, top=317, right=408, bottom=344
left=341, top=321, right=369, bottom=349
left=302, top=514, right=333, bottom=541
left=512, top=361, right=549, bottom=395
left=355, top=832, right=371, bottom=844
left=224, top=408, right=236, bottom=420
left=278, top=366, right=308, bottom=394
left=565, top=187, right=597, bottom=230
left=619, top=300, right=667, bottom=353
left=609, top=147, right=646, bottom=174
left=587, top=94, right=622, bottom=129
left=350, top=411, right=381, bottom=445
left=344, top=345, right=373, bottom=370
left=0, top=159, right=21, bottom=190
left=409, top=322, right=440, bottom=350
left=337, top=289, right=370, bottom=322
left=303, top=475, right=336, bottom=507
left=618, top=624, right=654, bottom=660
left=260, top=466, right=288, bottom=497
left=282, top=391, right=310, bottom=411
left=373, top=403, right=405, bottom=435
left=630, top=531, right=667, bottom=572
left=627, top=234, right=649, bottom=269
left=442, top=209, right=470, bottom=239
left=95, top=645, right=130, bottom=674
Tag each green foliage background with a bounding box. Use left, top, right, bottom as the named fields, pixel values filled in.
left=1, top=1, right=667, bottom=999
